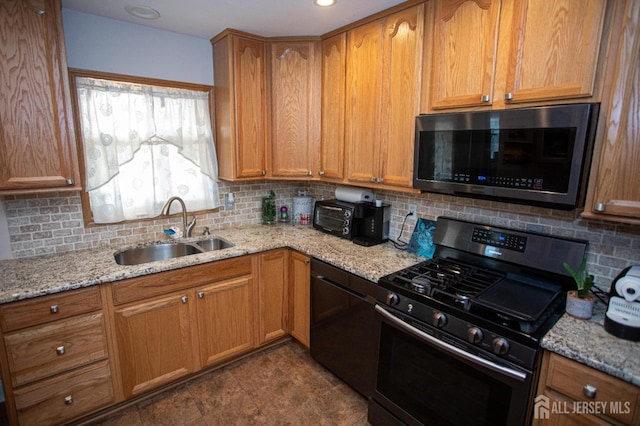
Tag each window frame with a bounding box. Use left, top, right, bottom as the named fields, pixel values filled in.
left=68, top=69, right=218, bottom=227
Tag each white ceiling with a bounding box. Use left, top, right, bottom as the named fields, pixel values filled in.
left=61, top=0, right=408, bottom=39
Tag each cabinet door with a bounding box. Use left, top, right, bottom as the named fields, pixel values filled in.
left=288, top=251, right=310, bottom=348
left=584, top=0, right=640, bottom=223
left=345, top=19, right=384, bottom=185
left=213, top=33, right=267, bottom=180
left=0, top=0, right=79, bottom=192
left=196, top=276, right=255, bottom=367
left=269, top=40, right=321, bottom=179
left=497, top=0, right=606, bottom=105
left=320, top=33, right=347, bottom=181
left=114, top=292, right=197, bottom=398
left=257, top=249, right=288, bottom=344
left=379, top=4, right=425, bottom=188
left=427, top=0, right=502, bottom=110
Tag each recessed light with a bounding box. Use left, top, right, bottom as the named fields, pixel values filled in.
left=124, top=5, right=161, bottom=20
left=315, top=0, right=336, bottom=6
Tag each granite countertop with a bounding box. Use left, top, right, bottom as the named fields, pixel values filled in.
left=0, top=224, right=423, bottom=303
left=1, top=224, right=638, bottom=387
left=541, top=302, right=640, bottom=387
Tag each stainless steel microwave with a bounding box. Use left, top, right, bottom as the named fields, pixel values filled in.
left=413, top=103, right=600, bottom=209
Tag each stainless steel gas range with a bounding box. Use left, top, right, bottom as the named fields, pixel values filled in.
left=369, top=217, right=588, bottom=426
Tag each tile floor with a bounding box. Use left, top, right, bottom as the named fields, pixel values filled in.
left=93, top=340, right=369, bottom=426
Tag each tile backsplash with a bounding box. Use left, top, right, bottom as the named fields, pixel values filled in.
left=3, top=181, right=640, bottom=290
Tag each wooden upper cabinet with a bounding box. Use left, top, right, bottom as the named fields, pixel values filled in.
left=0, top=0, right=80, bottom=193
left=583, top=0, right=640, bottom=224
left=320, top=33, right=347, bottom=181
left=496, top=0, right=607, bottom=106
left=427, top=0, right=502, bottom=110
left=268, top=39, right=321, bottom=179
left=424, top=0, right=607, bottom=112
left=212, top=30, right=268, bottom=180
left=345, top=4, right=424, bottom=190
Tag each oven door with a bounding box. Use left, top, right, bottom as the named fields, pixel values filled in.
left=369, top=305, right=535, bottom=426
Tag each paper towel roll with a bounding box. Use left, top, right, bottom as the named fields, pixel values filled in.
left=335, top=186, right=374, bottom=203
left=616, top=276, right=640, bottom=302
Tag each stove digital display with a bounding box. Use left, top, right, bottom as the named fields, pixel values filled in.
left=472, top=228, right=527, bottom=252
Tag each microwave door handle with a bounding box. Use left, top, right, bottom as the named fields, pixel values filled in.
left=375, top=305, right=527, bottom=382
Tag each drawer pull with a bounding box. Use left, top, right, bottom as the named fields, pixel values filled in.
left=50, top=305, right=59, bottom=314
left=197, top=291, right=204, bottom=299
left=583, top=384, right=597, bottom=398
left=56, top=346, right=66, bottom=356
left=181, top=296, right=188, bottom=304
left=64, top=395, right=73, bottom=406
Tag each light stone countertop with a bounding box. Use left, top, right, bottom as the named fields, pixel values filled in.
left=541, top=302, right=640, bottom=386
left=1, top=224, right=638, bottom=387
left=0, top=224, right=423, bottom=303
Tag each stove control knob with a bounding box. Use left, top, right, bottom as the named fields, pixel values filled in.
left=432, top=312, right=447, bottom=328
left=386, top=292, right=399, bottom=306
left=467, top=327, right=484, bottom=344
left=492, top=337, right=510, bottom=356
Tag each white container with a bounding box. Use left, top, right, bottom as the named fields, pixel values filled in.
left=292, top=196, right=314, bottom=224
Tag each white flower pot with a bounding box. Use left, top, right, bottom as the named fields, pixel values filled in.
left=565, top=290, right=595, bottom=319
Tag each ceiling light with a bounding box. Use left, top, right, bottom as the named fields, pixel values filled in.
left=315, top=0, right=336, bottom=6
left=125, top=5, right=161, bottom=20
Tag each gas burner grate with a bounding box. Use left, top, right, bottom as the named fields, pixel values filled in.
left=388, top=258, right=504, bottom=306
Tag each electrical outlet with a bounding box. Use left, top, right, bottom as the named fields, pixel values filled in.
left=408, top=203, right=417, bottom=217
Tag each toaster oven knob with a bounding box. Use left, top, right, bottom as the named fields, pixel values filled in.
left=492, top=337, right=510, bottom=356
left=432, top=312, right=448, bottom=328
left=467, top=327, right=484, bottom=344
left=386, top=292, right=399, bottom=306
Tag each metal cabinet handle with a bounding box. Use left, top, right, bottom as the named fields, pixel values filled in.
left=481, top=95, right=490, bottom=102
left=181, top=296, right=188, bottom=304
left=261, top=170, right=267, bottom=176
left=56, top=346, right=66, bottom=356
left=304, top=259, right=310, bottom=264
left=197, top=291, right=204, bottom=299
left=307, top=170, right=312, bottom=176
left=50, top=305, right=59, bottom=314
left=64, top=395, right=73, bottom=406
left=594, top=203, right=606, bottom=212
left=504, top=92, right=514, bottom=101
left=66, top=178, right=74, bottom=185
left=583, top=384, right=597, bottom=398
left=318, top=170, right=325, bottom=176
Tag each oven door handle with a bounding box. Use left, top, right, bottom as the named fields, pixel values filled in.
left=375, top=305, right=528, bottom=382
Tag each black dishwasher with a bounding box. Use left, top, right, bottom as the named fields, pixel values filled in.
left=310, top=259, right=386, bottom=398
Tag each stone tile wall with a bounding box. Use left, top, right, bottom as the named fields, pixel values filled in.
left=4, top=181, right=640, bottom=290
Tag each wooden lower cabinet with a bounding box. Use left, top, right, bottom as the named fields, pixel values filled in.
left=288, top=251, right=310, bottom=348
left=257, top=249, right=288, bottom=344
left=0, top=287, right=113, bottom=425
left=13, top=360, right=113, bottom=426
left=534, top=351, right=640, bottom=425
left=113, top=291, right=199, bottom=398
left=110, top=257, right=256, bottom=399
left=196, top=275, right=255, bottom=367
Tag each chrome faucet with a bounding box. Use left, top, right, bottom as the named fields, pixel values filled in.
left=160, top=196, right=196, bottom=238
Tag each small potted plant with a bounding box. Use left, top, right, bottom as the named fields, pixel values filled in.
left=563, top=259, right=596, bottom=319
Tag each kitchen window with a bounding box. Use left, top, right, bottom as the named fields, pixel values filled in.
left=70, top=70, right=220, bottom=225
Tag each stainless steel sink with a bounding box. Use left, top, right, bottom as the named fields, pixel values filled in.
left=194, top=237, right=234, bottom=252
left=114, top=237, right=234, bottom=265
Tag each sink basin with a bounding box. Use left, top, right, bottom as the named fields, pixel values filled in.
left=193, top=237, right=234, bottom=252
left=114, top=237, right=234, bottom=265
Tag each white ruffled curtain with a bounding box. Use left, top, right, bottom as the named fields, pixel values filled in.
left=75, top=77, right=220, bottom=223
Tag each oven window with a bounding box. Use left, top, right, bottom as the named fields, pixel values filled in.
left=377, top=322, right=511, bottom=426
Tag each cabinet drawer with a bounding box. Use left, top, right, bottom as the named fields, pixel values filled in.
left=546, top=353, right=640, bottom=425
left=14, top=360, right=114, bottom=426
left=4, top=312, right=108, bottom=387
left=112, top=256, right=253, bottom=305
left=0, top=286, right=101, bottom=332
